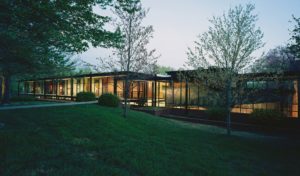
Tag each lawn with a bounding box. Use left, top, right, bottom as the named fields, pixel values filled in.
left=0, top=105, right=299, bottom=176
left=0, top=100, right=59, bottom=107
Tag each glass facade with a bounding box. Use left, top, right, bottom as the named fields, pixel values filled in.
left=19, top=72, right=300, bottom=118
left=20, top=75, right=153, bottom=104
left=165, top=79, right=299, bottom=118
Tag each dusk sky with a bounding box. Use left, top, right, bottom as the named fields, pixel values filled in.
left=79, top=0, right=300, bottom=69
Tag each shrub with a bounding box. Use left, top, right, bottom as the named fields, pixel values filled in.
left=10, top=96, right=36, bottom=102
left=206, top=107, right=227, bottom=121
left=76, top=92, right=96, bottom=102
left=98, top=93, right=120, bottom=107
left=250, top=109, right=286, bottom=125
left=137, top=98, right=147, bottom=106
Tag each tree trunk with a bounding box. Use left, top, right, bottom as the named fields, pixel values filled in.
left=123, top=76, right=129, bottom=118
left=226, top=80, right=232, bottom=135
left=123, top=16, right=132, bottom=118
left=2, top=74, right=11, bottom=104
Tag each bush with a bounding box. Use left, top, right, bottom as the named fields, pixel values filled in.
left=137, top=98, right=147, bottom=106
left=76, top=92, right=96, bottom=102
left=10, top=96, right=36, bottom=102
left=98, top=93, right=120, bottom=107
left=206, top=107, right=227, bottom=121
left=250, top=109, right=286, bottom=125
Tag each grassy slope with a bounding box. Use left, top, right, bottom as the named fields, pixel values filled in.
left=0, top=101, right=58, bottom=107
left=0, top=105, right=299, bottom=176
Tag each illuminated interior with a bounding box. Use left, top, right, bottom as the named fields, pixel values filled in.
left=18, top=72, right=299, bottom=118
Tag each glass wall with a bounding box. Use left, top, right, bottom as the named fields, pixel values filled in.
left=146, top=81, right=153, bottom=106
left=116, top=80, right=124, bottom=98
left=35, top=81, right=44, bottom=95
left=58, top=80, right=66, bottom=96
left=102, top=77, right=114, bottom=94
left=153, top=81, right=168, bottom=107
left=166, top=80, right=208, bottom=110
left=19, top=74, right=299, bottom=118
left=45, top=80, right=55, bottom=95
left=233, top=79, right=299, bottom=118
left=83, top=77, right=91, bottom=92
left=165, top=78, right=298, bottom=118
left=57, top=79, right=71, bottom=96
left=167, top=81, right=186, bottom=108
left=138, top=81, right=146, bottom=100
left=73, top=78, right=83, bottom=95
left=92, top=77, right=102, bottom=97
left=24, top=81, right=34, bottom=94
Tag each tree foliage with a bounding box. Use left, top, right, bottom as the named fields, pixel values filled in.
left=187, top=4, right=264, bottom=72
left=252, top=46, right=296, bottom=73
left=0, top=0, right=121, bottom=73
left=0, top=0, right=125, bottom=103
left=155, top=65, right=174, bottom=75
left=95, top=1, right=158, bottom=74
left=289, top=16, right=300, bottom=59
left=186, top=4, right=264, bottom=135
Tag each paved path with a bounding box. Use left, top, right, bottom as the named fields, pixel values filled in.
left=0, top=101, right=97, bottom=111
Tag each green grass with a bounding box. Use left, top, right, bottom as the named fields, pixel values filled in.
left=0, top=101, right=58, bottom=107
left=0, top=105, right=299, bottom=175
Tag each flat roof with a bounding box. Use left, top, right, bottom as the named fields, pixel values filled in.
left=20, top=71, right=172, bottom=82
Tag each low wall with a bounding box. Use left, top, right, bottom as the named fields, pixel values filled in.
left=132, top=107, right=300, bottom=135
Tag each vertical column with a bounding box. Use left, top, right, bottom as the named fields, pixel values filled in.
left=137, top=81, right=140, bottom=99
left=180, top=81, right=182, bottom=108
left=131, top=82, right=134, bottom=98
left=33, top=81, right=36, bottom=97
left=185, top=79, right=188, bottom=112
left=153, top=80, right=157, bottom=107
left=114, top=77, right=117, bottom=96
left=71, top=78, right=74, bottom=101
left=55, top=79, right=58, bottom=99
left=144, top=82, right=147, bottom=103
left=89, top=75, right=92, bottom=92
left=122, top=80, right=125, bottom=98
left=82, top=78, right=85, bottom=92
left=172, top=80, right=175, bottom=106
left=157, top=82, right=160, bottom=107
left=164, top=81, right=167, bottom=107
left=43, top=80, right=46, bottom=99
left=238, top=80, right=242, bottom=113
left=51, top=80, right=54, bottom=98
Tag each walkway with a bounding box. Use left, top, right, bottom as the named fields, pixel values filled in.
left=0, top=101, right=97, bottom=111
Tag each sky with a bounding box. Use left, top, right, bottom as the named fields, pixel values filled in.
left=78, top=0, right=300, bottom=69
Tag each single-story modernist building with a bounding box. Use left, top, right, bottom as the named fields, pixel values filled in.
left=16, top=70, right=300, bottom=118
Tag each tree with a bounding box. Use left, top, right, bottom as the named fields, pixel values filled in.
left=155, top=65, right=174, bottom=75
left=0, top=0, right=125, bottom=103
left=96, top=1, right=158, bottom=117
left=252, top=46, right=296, bottom=73
left=186, top=4, right=264, bottom=135
left=289, top=16, right=300, bottom=58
